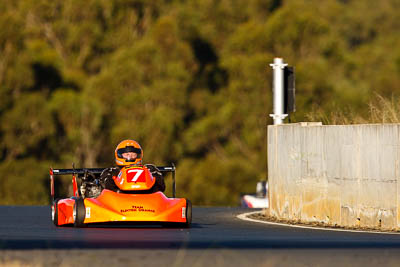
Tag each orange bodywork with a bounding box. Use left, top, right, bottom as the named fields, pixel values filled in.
left=51, top=165, right=190, bottom=227
left=55, top=190, right=187, bottom=225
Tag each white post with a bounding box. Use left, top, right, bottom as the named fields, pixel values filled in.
left=269, top=58, right=288, bottom=125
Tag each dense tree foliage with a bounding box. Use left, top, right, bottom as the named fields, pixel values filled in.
left=0, top=0, right=399, bottom=205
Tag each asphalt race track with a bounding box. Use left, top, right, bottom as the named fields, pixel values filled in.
left=2, top=206, right=400, bottom=266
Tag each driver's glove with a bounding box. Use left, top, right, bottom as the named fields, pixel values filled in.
left=145, top=164, right=162, bottom=178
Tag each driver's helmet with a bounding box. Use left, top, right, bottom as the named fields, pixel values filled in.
left=115, top=139, right=143, bottom=166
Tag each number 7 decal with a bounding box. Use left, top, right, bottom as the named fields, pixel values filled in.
left=127, top=169, right=144, bottom=182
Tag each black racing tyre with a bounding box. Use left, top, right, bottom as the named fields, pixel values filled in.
left=184, top=199, right=192, bottom=228
left=73, top=197, right=86, bottom=228
left=52, top=199, right=60, bottom=226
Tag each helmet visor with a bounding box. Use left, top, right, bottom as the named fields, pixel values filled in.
left=117, top=146, right=142, bottom=161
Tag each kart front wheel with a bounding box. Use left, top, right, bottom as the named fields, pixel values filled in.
left=183, top=199, right=192, bottom=228
left=73, top=198, right=86, bottom=228
left=163, top=199, right=192, bottom=228
left=179, top=199, right=192, bottom=228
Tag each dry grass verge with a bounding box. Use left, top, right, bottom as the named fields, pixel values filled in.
left=306, top=94, right=400, bottom=125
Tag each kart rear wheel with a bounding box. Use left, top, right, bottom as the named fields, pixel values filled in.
left=52, top=199, right=60, bottom=226
left=73, top=198, right=86, bottom=228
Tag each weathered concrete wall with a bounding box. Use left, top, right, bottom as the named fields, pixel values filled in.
left=268, top=123, right=400, bottom=230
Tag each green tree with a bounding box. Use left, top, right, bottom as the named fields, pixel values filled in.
left=1, top=0, right=400, bottom=205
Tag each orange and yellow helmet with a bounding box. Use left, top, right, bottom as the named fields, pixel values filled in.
left=115, top=139, right=143, bottom=166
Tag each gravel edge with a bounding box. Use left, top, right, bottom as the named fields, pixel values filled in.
left=239, top=210, right=400, bottom=235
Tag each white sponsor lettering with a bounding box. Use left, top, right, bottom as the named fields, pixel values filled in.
left=182, top=207, right=186, bottom=218
left=86, top=207, right=91, bottom=218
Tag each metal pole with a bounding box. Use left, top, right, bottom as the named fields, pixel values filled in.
left=172, top=162, right=176, bottom=198
left=269, top=58, right=288, bottom=125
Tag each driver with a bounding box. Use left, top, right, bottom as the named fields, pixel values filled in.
left=99, top=139, right=165, bottom=192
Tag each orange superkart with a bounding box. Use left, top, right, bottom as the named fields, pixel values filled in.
left=50, top=164, right=192, bottom=228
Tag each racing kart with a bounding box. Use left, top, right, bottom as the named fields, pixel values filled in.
left=50, top=164, right=192, bottom=228
left=241, top=181, right=269, bottom=208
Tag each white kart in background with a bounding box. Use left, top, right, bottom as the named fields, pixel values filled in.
left=241, top=181, right=269, bottom=208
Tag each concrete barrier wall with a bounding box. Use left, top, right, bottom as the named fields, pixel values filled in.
left=268, top=123, right=400, bottom=230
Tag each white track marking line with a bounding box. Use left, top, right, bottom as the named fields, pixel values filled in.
left=237, top=211, right=400, bottom=235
